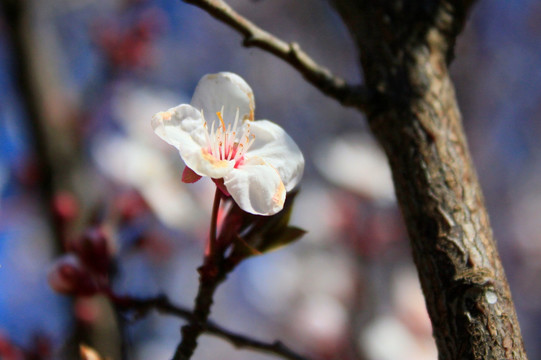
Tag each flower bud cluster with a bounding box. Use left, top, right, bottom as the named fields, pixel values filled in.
left=48, top=227, right=115, bottom=296
left=93, top=7, right=165, bottom=71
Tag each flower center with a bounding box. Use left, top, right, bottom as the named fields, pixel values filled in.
left=202, top=107, right=255, bottom=167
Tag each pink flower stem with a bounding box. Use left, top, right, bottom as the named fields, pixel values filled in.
left=208, top=187, right=221, bottom=263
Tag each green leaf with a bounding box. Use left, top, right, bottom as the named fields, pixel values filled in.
left=258, top=226, right=307, bottom=253
left=230, top=234, right=261, bottom=259
left=245, top=189, right=299, bottom=240
left=223, top=189, right=307, bottom=266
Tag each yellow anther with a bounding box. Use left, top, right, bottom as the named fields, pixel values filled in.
left=216, top=111, right=226, bottom=132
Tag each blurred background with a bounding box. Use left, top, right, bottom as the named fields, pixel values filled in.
left=0, top=0, right=540, bottom=359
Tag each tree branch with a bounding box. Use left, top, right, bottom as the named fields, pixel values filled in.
left=182, top=0, right=370, bottom=110
left=115, top=295, right=310, bottom=360
left=329, top=1, right=528, bottom=359
left=172, top=271, right=224, bottom=360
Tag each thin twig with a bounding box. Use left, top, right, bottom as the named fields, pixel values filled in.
left=115, top=295, right=311, bottom=360
left=205, top=325, right=309, bottom=360
left=182, top=0, right=371, bottom=111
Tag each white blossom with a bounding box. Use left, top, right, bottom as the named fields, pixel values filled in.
left=152, top=72, right=304, bottom=215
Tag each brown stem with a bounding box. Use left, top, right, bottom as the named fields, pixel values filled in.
left=114, top=295, right=311, bottom=360
left=181, top=0, right=370, bottom=110
left=172, top=273, right=225, bottom=360
left=172, top=188, right=226, bottom=360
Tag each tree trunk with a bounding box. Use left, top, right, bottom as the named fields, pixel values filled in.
left=330, top=1, right=528, bottom=359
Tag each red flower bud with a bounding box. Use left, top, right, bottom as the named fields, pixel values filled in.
left=48, top=255, right=99, bottom=296
left=70, top=227, right=115, bottom=276
left=115, top=191, right=150, bottom=222
left=0, top=331, right=24, bottom=360
left=52, top=191, right=79, bottom=223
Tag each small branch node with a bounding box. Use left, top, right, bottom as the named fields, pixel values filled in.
left=242, top=35, right=256, bottom=46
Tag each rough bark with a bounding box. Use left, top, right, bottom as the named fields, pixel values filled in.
left=330, top=1, right=527, bottom=359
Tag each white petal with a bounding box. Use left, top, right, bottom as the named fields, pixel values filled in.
left=184, top=148, right=235, bottom=179
left=224, top=157, right=286, bottom=215
left=151, top=104, right=234, bottom=178
left=191, top=72, right=255, bottom=124
left=151, top=103, right=206, bottom=149
left=245, top=120, right=304, bottom=191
